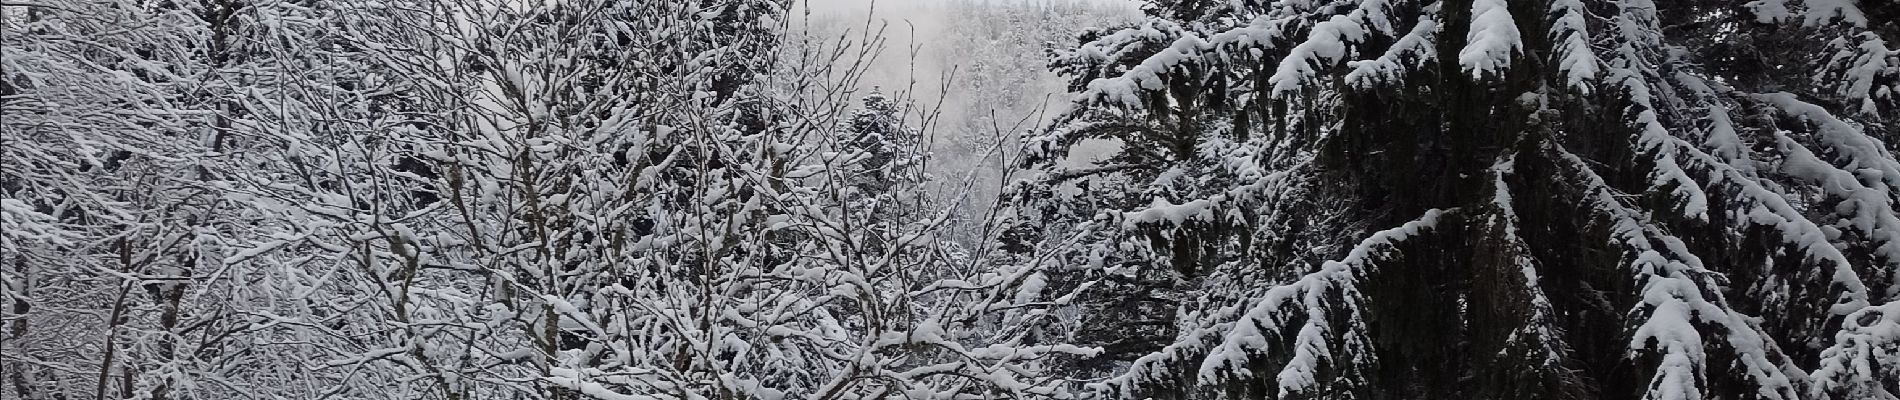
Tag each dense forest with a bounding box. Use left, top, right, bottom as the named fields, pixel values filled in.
left=3, top=0, right=1897, bottom=399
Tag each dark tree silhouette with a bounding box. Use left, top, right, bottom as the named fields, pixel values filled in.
left=1010, top=0, right=1899, bottom=398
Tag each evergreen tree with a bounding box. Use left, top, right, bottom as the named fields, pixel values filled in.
left=1011, top=0, right=1900, bottom=398
left=836, top=90, right=927, bottom=235
left=6, top=0, right=1896, bottom=399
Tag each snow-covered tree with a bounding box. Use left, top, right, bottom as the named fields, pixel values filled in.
left=833, top=90, right=928, bottom=245
left=1, top=1, right=320, bottom=398
left=1010, top=0, right=1900, bottom=398
left=5, top=1, right=1094, bottom=398
left=12, top=0, right=1893, bottom=399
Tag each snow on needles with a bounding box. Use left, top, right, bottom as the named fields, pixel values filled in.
left=1344, top=11, right=1438, bottom=89
left=1549, top=0, right=1599, bottom=91
left=1554, top=144, right=1802, bottom=400
left=1268, top=0, right=1401, bottom=96
left=1746, top=0, right=1869, bottom=27
left=1810, top=300, right=1900, bottom=399
left=1196, top=209, right=1451, bottom=394
left=1458, top=0, right=1521, bottom=79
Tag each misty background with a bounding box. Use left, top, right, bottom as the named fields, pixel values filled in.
left=783, top=0, right=1140, bottom=245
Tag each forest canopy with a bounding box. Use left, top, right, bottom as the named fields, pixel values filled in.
left=2, top=0, right=1897, bottom=399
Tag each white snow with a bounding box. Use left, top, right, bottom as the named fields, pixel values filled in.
left=1809, top=300, right=1900, bottom=398
left=1344, top=14, right=1438, bottom=89
left=1196, top=209, right=1448, bottom=390
left=1823, top=33, right=1894, bottom=115
left=1458, top=0, right=1521, bottom=79
left=1122, top=197, right=1217, bottom=229
left=1556, top=144, right=1805, bottom=400
left=1550, top=0, right=1600, bottom=90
